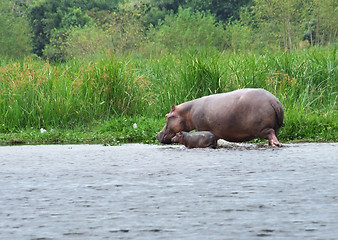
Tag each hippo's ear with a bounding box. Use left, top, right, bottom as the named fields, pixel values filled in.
left=171, top=104, right=176, bottom=112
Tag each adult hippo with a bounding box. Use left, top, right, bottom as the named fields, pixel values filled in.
left=156, top=88, right=284, bottom=147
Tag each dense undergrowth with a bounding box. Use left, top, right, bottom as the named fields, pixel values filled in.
left=0, top=47, right=337, bottom=145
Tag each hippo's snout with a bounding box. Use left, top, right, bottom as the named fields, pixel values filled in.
left=156, top=131, right=173, bottom=144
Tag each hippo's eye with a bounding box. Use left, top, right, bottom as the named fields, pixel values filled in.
left=168, top=115, right=176, bottom=122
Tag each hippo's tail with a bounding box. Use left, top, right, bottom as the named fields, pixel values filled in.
left=270, top=100, right=284, bottom=134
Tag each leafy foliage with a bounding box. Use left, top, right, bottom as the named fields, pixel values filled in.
left=251, top=0, right=337, bottom=50
left=184, top=0, right=253, bottom=22
left=89, top=9, right=147, bottom=54
left=0, top=0, right=31, bottom=58
left=148, top=7, right=227, bottom=52
left=1, top=0, right=336, bottom=60
left=27, top=0, right=119, bottom=56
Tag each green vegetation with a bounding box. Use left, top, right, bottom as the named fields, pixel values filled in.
left=0, top=0, right=337, bottom=145
left=0, top=116, right=163, bottom=145
left=1, top=48, right=337, bottom=145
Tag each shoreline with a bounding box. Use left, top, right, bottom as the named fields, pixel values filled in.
left=1, top=130, right=336, bottom=146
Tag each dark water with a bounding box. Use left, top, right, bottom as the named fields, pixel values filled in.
left=0, top=143, right=337, bottom=240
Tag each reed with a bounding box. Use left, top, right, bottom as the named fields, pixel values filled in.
left=0, top=47, right=336, bottom=142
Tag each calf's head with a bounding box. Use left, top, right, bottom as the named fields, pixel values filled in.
left=171, top=132, right=184, bottom=144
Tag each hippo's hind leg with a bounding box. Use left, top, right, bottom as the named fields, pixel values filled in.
left=260, top=128, right=282, bottom=147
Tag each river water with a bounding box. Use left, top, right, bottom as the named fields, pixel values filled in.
left=0, top=143, right=337, bottom=240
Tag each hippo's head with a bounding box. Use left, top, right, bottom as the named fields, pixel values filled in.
left=156, top=105, right=187, bottom=144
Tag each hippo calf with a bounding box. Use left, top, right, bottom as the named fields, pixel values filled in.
left=172, top=131, right=217, bottom=149
left=157, top=88, right=284, bottom=147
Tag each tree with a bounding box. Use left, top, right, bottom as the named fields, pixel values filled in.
left=148, top=7, right=227, bottom=52
left=89, top=9, right=147, bottom=53
left=119, top=0, right=182, bottom=27
left=250, top=0, right=337, bottom=50
left=185, top=0, right=253, bottom=22
left=252, top=0, right=304, bottom=50
left=310, top=0, right=338, bottom=45
left=64, top=25, right=113, bottom=59
left=27, top=0, right=120, bottom=56
left=0, top=0, right=31, bottom=58
left=121, top=0, right=253, bottom=26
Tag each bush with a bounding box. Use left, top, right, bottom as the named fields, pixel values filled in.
left=225, top=20, right=255, bottom=51
left=89, top=10, right=147, bottom=54
left=147, top=7, right=227, bottom=53
left=65, top=25, right=113, bottom=59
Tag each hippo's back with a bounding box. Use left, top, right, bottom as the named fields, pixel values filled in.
left=189, top=88, right=283, bottom=142
left=202, top=88, right=278, bottom=104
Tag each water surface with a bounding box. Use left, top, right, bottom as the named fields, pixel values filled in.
left=0, top=143, right=337, bottom=239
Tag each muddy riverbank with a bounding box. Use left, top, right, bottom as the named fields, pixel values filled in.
left=0, top=143, right=337, bottom=239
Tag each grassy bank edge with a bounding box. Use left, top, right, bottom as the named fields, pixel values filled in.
left=1, top=115, right=336, bottom=146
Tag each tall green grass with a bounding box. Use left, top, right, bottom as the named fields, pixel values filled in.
left=0, top=47, right=337, bottom=141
